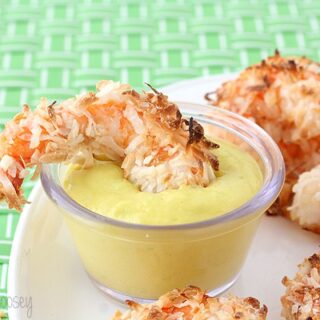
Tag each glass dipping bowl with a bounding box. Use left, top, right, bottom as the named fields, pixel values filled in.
left=41, top=102, right=285, bottom=302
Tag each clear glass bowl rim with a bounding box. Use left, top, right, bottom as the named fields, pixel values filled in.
left=41, top=102, right=285, bottom=231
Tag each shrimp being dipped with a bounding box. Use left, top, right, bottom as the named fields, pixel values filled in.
left=208, top=50, right=320, bottom=231
left=0, top=81, right=219, bottom=211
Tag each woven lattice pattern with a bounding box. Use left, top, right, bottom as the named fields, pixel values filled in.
left=0, top=0, right=319, bottom=315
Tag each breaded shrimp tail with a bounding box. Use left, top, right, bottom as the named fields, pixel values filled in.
left=210, top=50, right=320, bottom=220
left=0, top=81, right=219, bottom=211
left=113, top=286, right=268, bottom=320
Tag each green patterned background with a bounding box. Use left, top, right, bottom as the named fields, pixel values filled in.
left=0, top=0, right=319, bottom=317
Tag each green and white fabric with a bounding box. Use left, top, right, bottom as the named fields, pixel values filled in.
left=0, top=0, right=319, bottom=316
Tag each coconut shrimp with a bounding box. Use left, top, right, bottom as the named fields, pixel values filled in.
left=281, top=253, right=320, bottom=319
left=207, top=50, right=320, bottom=229
left=0, top=80, right=219, bottom=211
left=113, top=286, right=268, bottom=320
left=289, top=165, right=320, bottom=233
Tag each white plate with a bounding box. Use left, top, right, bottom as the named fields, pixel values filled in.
left=8, top=75, right=319, bottom=320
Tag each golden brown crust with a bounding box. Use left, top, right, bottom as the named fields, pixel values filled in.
left=124, top=85, right=220, bottom=173
left=281, top=253, right=320, bottom=319
left=113, top=286, right=268, bottom=320
left=211, top=50, right=320, bottom=218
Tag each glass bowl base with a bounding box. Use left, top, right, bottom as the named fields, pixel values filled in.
left=88, top=273, right=240, bottom=304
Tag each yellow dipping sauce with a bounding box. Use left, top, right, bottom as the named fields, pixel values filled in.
left=63, top=140, right=263, bottom=225
left=61, top=139, right=264, bottom=298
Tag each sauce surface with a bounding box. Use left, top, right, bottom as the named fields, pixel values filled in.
left=63, top=140, right=263, bottom=225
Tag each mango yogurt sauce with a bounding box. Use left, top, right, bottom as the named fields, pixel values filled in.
left=60, top=138, right=264, bottom=298
left=63, top=139, right=263, bottom=225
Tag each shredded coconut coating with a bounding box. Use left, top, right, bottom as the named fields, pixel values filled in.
left=289, top=165, right=320, bottom=233
left=0, top=81, right=219, bottom=211
left=210, top=50, right=320, bottom=219
left=282, top=253, right=320, bottom=320
left=113, top=286, right=268, bottom=320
